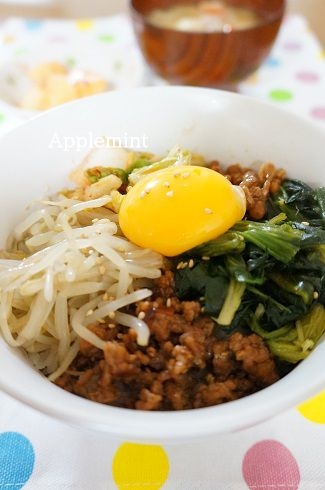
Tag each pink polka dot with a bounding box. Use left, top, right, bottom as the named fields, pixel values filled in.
left=242, top=440, right=300, bottom=490
left=283, top=41, right=302, bottom=51
left=296, top=71, right=320, bottom=83
left=311, top=107, right=325, bottom=120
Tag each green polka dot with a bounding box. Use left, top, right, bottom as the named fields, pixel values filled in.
left=98, top=34, right=114, bottom=43
left=66, top=57, right=77, bottom=68
left=0, top=114, right=6, bottom=123
left=269, top=89, right=294, bottom=102
left=114, top=60, right=123, bottom=71
left=5, top=75, right=16, bottom=86
left=14, top=48, right=28, bottom=56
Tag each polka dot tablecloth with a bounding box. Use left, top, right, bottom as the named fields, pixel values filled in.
left=0, top=14, right=324, bottom=135
left=1, top=389, right=325, bottom=489
left=239, top=15, right=325, bottom=123
left=0, top=12, right=325, bottom=490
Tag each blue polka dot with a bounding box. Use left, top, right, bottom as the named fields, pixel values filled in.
left=25, top=20, right=43, bottom=31
left=0, top=432, right=35, bottom=489
left=265, top=57, right=280, bottom=68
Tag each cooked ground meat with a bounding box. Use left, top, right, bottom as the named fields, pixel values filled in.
left=208, top=161, right=286, bottom=220
left=56, top=271, right=279, bottom=410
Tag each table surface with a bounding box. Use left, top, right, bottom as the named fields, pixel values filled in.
left=0, top=13, right=324, bottom=490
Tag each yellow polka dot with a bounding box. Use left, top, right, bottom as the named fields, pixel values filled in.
left=297, top=390, right=325, bottom=423
left=75, top=19, right=94, bottom=31
left=3, top=35, right=15, bottom=44
left=318, top=50, right=325, bottom=61
left=112, top=443, right=169, bottom=490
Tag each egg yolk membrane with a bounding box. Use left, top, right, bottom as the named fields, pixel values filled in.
left=119, top=165, right=246, bottom=256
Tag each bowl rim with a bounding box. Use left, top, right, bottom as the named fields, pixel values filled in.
left=0, top=85, right=325, bottom=442
left=1, top=341, right=325, bottom=442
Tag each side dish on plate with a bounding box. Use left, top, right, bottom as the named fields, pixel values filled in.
left=21, top=62, right=109, bottom=111
left=1, top=146, right=325, bottom=411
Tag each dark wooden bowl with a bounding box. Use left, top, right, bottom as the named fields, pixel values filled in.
left=130, top=0, right=285, bottom=87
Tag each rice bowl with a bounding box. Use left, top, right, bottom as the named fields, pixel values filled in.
left=0, top=86, right=324, bottom=442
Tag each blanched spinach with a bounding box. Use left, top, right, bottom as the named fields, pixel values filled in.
left=174, top=178, right=325, bottom=364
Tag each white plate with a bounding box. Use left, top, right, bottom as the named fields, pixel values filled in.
left=0, top=16, right=146, bottom=116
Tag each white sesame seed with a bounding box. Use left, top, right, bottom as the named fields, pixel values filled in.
left=182, top=172, right=190, bottom=178
left=108, top=311, right=115, bottom=319
left=108, top=323, right=116, bottom=329
left=166, top=298, right=172, bottom=307
left=166, top=190, right=174, bottom=198
left=103, top=293, right=109, bottom=301
left=98, top=318, right=106, bottom=324
left=86, top=309, right=94, bottom=317
left=163, top=181, right=170, bottom=188
left=138, top=311, right=146, bottom=320
left=202, top=256, right=210, bottom=261
left=314, top=291, right=319, bottom=299
left=188, top=259, right=194, bottom=268
left=177, top=262, right=184, bottom=270
left=204, top=208, right=213, bottom=215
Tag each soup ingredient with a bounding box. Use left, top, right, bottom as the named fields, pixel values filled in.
left=147, top=1, right=260, bottom=33
left=119, top=165, right=246, bottom=256
left=21, top=62, right=108, bottom=110
left=0, top=194, right=162, bottom=380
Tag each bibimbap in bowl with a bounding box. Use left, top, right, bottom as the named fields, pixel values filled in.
left=0, top=87, right=324, bottom=442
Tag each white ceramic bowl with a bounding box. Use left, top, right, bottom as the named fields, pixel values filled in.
left=0, top=87, right=324, bottom=443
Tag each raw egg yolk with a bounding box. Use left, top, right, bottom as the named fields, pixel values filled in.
left=119, top=165, right=246, bottom=256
